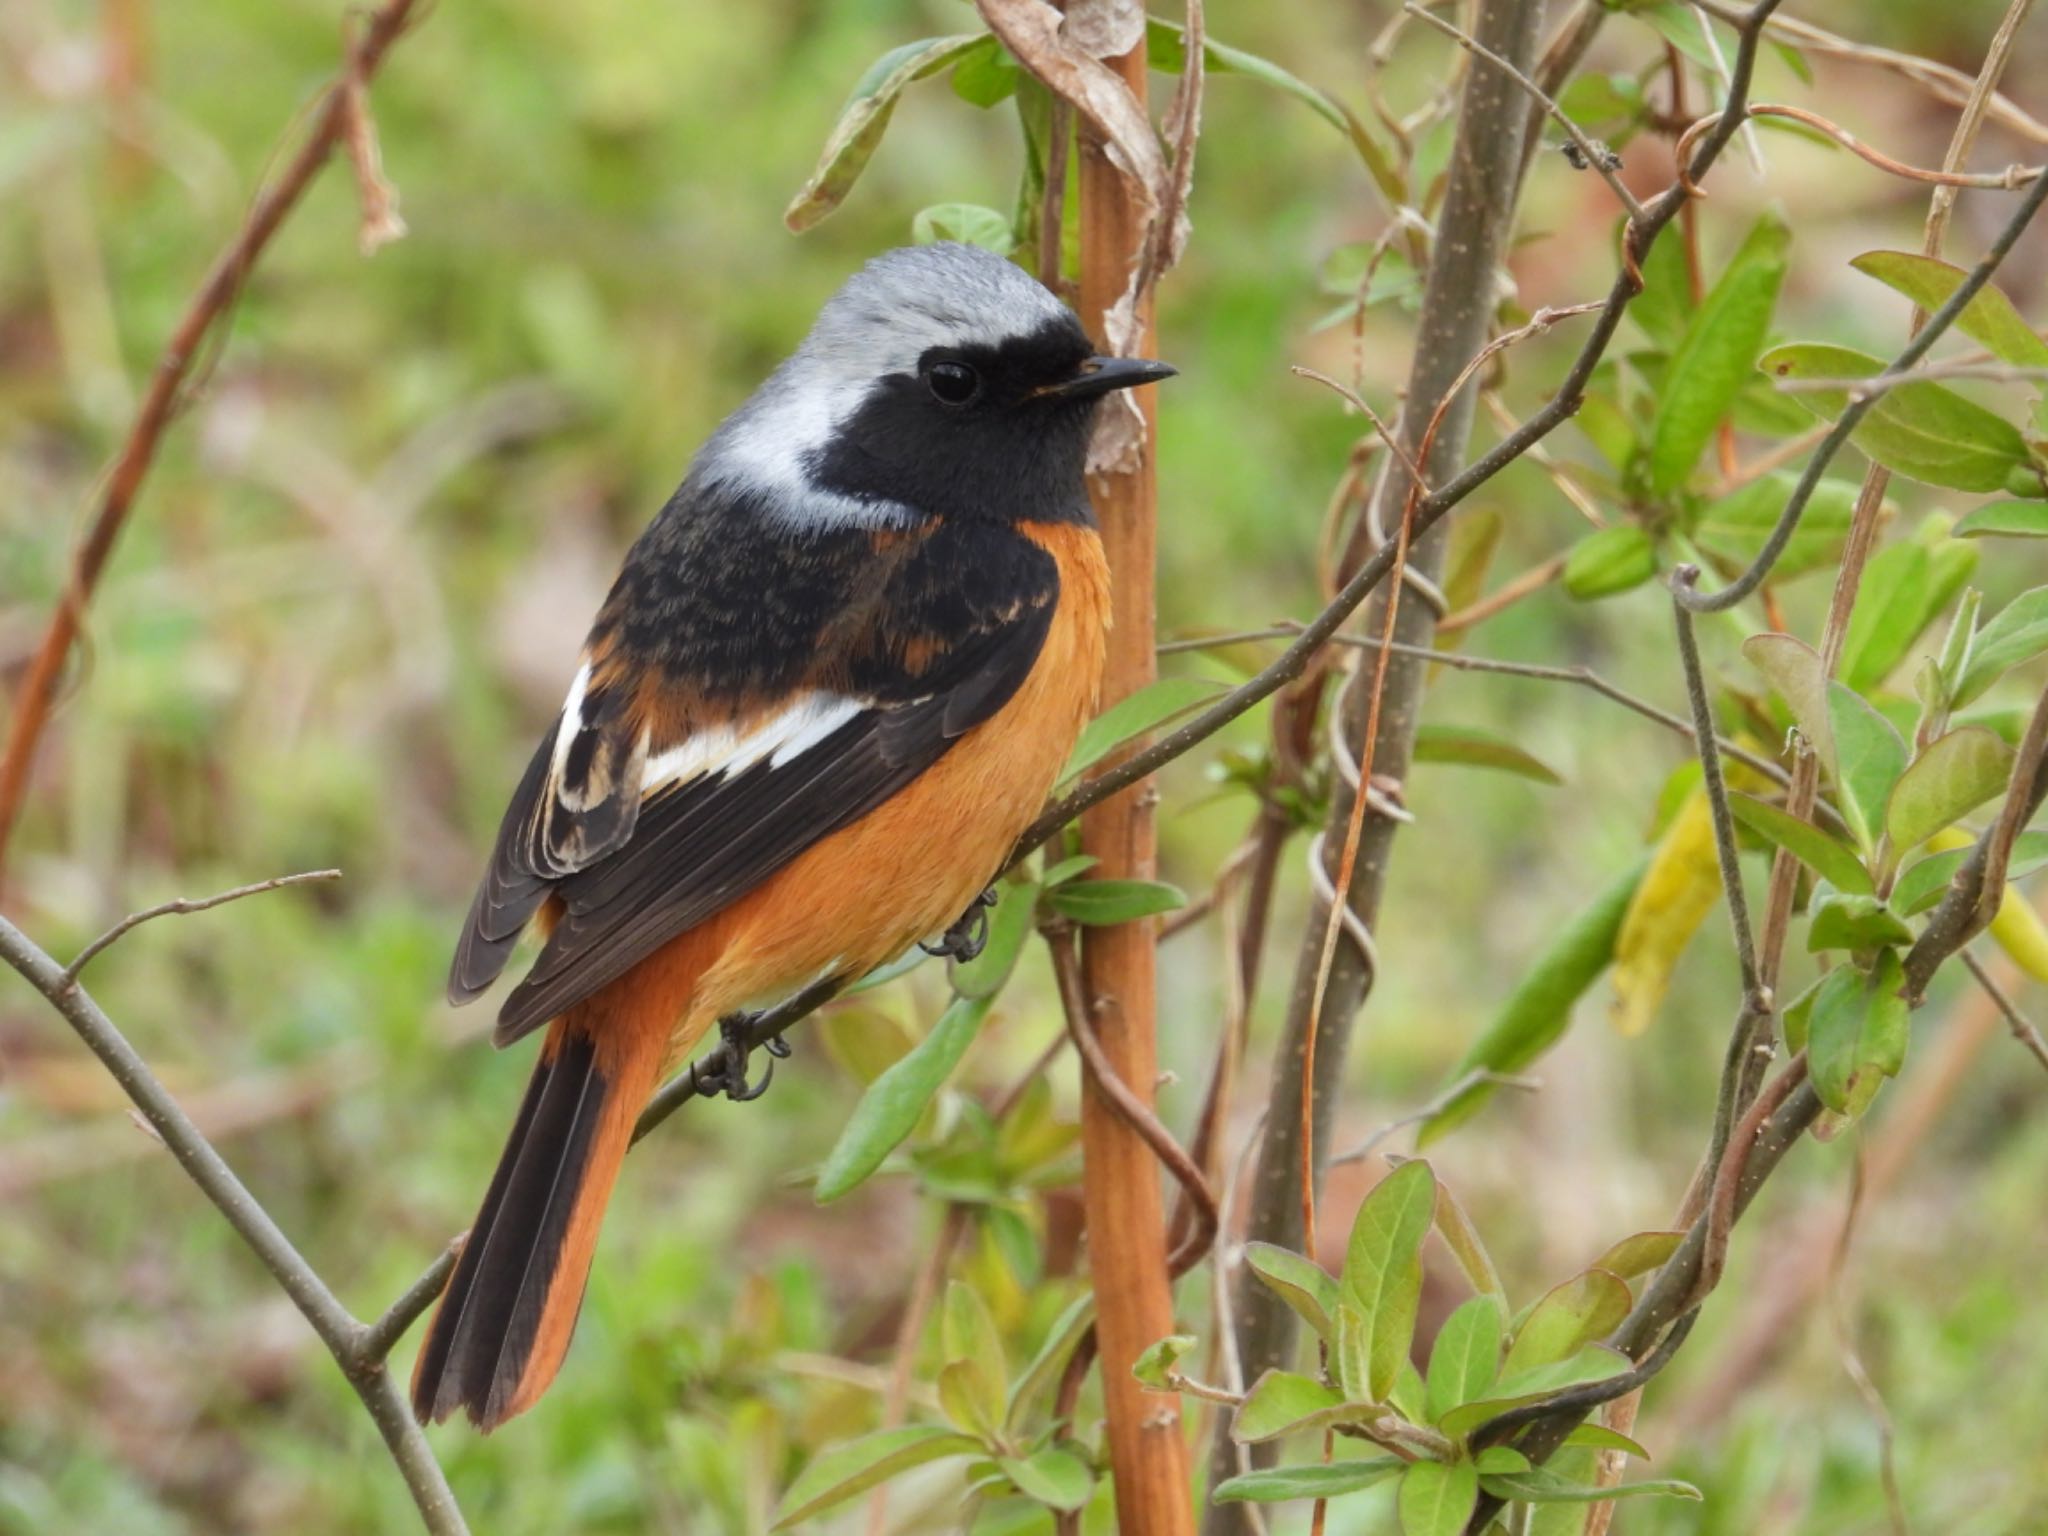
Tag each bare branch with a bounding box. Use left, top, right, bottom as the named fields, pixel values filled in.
left=1402, top=1, right=1647, bottom=221
left=0, top=0, right=425, bottom=883
left=0, top=913, right=468, bottom=1535
left=1961, top=949, right=2048, bottom=1076
left=64, top=869, right=341, bottom=983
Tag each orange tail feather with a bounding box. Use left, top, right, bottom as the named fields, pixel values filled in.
left=411, top=1001, right=668, bottom=1430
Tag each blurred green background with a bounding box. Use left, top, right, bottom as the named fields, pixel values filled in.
left=5, top=1, right=2048, bottom=1531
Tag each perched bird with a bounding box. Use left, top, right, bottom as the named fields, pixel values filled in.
left=411, top=243, right=1172, bottom=1430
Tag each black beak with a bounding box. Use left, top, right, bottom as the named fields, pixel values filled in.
left=1041, top=354, right=1178, bottom=400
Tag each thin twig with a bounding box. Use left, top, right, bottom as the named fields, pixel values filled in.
left=1044, top=922, right=1219, bottom=1278
left=1018, top=0, right=1782, bottom=858
left=1675, top=166, right=2048, bottom=613
left=1750, top=102, right=2040, bottom=187
left=0, top=913, right=468, bottom=1535
left=1904, top=685, right=2048, bottom=998
left=1292, top=366, right=1433, bottom=492
left=1329, top=1069, right=1541, bottom=1167
left=1402, top=1, right=1647, bottom=221
left=1961, top=949, right=2048, bottom=1075
left=1670, top=575, right=1764, bottom=1000
left=63, top=869, right=341, bottom=983
left=1826, top=1143, right=1912, bottom=1536
left=0, top=0, right=424, bottom=883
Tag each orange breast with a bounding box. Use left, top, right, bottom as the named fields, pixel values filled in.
left=631, top=520, right=1111, bottom=1071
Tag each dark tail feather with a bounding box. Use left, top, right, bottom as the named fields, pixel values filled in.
left=411, top=1020, right=659, bottom=1430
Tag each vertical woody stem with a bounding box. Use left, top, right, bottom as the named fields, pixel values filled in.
left=1209, top=0, right=1545, bottom=1524
left=1074, top=34, right=1196, bottom=1536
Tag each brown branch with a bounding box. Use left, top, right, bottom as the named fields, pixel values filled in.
left=63, top=869, right=341, bottom=983
left=1960, top=950, right=2048, bottom=1075
left=1045, top=923, right=1219, bottom=1278
left=1904, top=685, right=2048, bottom=999
left=0, top=0, right=423, bottom=884
left=0, top=912, right=467, bottom=1535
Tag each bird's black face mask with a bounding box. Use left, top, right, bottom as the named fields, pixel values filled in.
left=806, top=316, right=1173, bottom=527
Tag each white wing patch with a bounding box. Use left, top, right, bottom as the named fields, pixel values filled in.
left=642, top=692, right=866, bottom=793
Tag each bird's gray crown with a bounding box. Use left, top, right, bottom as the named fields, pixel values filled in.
left=695, top=245, right=1081, bottom=529
left=802, top=243, right=1075, bottom=375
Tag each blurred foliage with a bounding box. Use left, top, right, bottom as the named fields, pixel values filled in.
left=5, top=0, right=2048, bottom=1533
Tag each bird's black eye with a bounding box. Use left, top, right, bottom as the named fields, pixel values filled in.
left=925, top=359, right=981, bottom=406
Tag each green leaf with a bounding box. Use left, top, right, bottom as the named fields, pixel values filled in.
left=1563, top=524, right=1657, bottom=600
left=815, top=995, right=991, bottom=1201
left=1340, top=1161, right=1438, bottom=1400
left=1439, top=1348, right=1633, bottom=1440
left=911, top=202, right=1014, bottom=255
left=1885, top=726, right=2015, bottom=851
left=1556, top=71, right=1644, bottom=132
left=1827, top=682, right=1909, bottom=852
left=1627, top=223, right=1692, bottom=351
left=1893, top=830, right=2048, bottom=916
left=845, top=946, right=931, bottom=995
left=785, top=35, right=989, bottom=232
left=1413, top=724, right=1563, bottom=784
left=1474, top=1447, right=1533, bottom=1476
left=1231, top=1370, right=1365, bottom=1444
left=1760, top=342, right=2037, bottom=494
left=1045, top=878, right=1186, bottom=926
left=1805, top=891, right=1914, bottom=954
left=1039, top=854, right=1097, bottom=887
left=1425, top=1295, right=1505, bottom=1424
left=1431, top=1177, right=1507, bottom=1303
left=1693, top=473, right=1857, bottom=581
left=1007, top=1294, right=1095, bottom=1431
left=1503, top=1271, right=1632, bottom=1378
left=1648, top=213, right=1791, bottom=493
left=1244, top=1243, right=1340, bottom=1342
left=1838, top=537, right=1979, bottom=694
left=1399, top=1458, right=1479, bottom=1536
left=1064, top=676, right=1225, bottom=782
left=1850, top=251, right=2048, bottom=369
left=1743, top=632, right=1834, bottom=773
left=1131, top=1333, right=1197, bottom=1392
left=1727, top=794, right=1873, bottom=895
left=773, top=1426, right=982, bottom=1528
left=1957, top=587, right=2048, bottom=707
left=1421, top=863, right=1644, bottom=1143
left=1479, top=1467, right=1704, bottom=1506
left=1633, top=1, right=1720, bottom=69
left=999, top=1446, right=1093, bottom=1511
left=1212, top=1458, right=1404, bottom=1504
left=949, top=36, right=1018, bottom=108
left=1591, top=1230, right=1684, bottom=1280
left=1527, top=1450, right=1603, bottom=1536
left=1808, top=950, right=1911, bottom=1119
left=938, top=1359, right=998, bottom=1440
left=1562, top=1423, right=1652, bottom=1459
left=1956, top=502, right=2048, bottom=540
left=942, top=1281, right=1007, bottom=1433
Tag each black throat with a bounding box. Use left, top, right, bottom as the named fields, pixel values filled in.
left=803, top=318, right=1102, bottom=527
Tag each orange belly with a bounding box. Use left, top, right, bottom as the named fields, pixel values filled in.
left=616, top=519, right=1110, bottom=1072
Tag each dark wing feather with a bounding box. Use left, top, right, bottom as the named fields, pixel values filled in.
left=491, top=595, right=1051, bottom=1044
left=447, top=680, right=648, bottom=1005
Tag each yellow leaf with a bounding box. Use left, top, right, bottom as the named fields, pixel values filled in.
left=1611, top=788, right=1722, bottom=1036
left=1926, top=828, right=2048, bottom=982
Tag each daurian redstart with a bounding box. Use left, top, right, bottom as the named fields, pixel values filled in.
left=411, top=243, right=1173, bottom=1429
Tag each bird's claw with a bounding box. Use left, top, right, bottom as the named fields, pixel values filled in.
left=922, top=886, right=998, bottom=962
left=694, top=1011, right=793, bottom=1103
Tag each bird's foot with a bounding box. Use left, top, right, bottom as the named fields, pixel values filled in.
left=693, top=1012, right=793, bottom=1103
left=921, top=886, right=999, bottom=962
